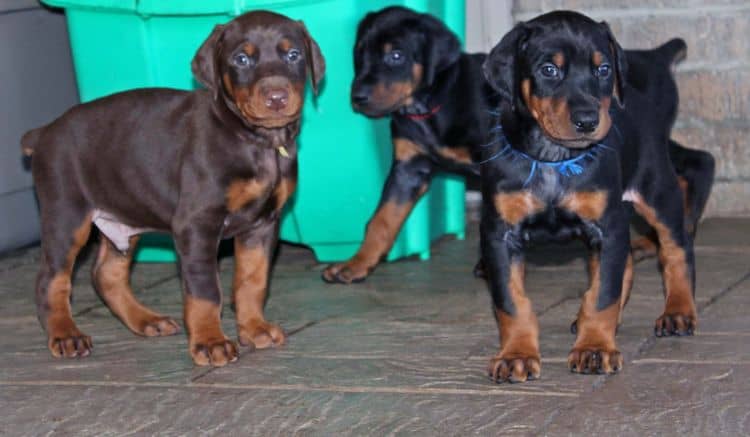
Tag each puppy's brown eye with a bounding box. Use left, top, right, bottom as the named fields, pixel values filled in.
left=595, top=64, right=611, bottom=78
left=540, top=63, right=560, bottom=78
left=233, top=53, right=252, bottom=67
left=285, top=49, right=302, bottom=63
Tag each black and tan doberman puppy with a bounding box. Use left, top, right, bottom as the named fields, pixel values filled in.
left=321, top=6, right=501, bottom=283
left=22, top=11, right=325, bottom=366
left=322, top=6, right=713, bottom=285
left=480, top=10, right=708, bottom=382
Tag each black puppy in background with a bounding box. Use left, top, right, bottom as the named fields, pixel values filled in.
left=322, top=6, right=499, bottom=284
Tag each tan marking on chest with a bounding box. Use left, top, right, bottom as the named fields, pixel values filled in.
left=494, top=191, right=545, bottom=225
left=437, top=146, right=473, bottom=164
left=393, top=138, right=424, bottom=162
left=559, top=190, right=608, bottom=221
left=226, top=179, right=269, bottom=213
left=274, top=177, right=297, bottom=211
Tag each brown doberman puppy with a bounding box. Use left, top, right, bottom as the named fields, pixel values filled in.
left=22, top=11, right=325, bottom=366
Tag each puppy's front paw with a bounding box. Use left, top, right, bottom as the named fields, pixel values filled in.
left=137, top=315, right=181, bottom=337
left=321, top=261, right=370, bottom=284
left=487, top=353, right=541, bottom=383
left=238, top=319, right=286, bottom=349
left=567, top=347, right=622, bottom=374
left=190, top=337, right=239, bottom=367
left=655, top=312, right=696, bottom=337
left=47, top=318, right=93, bottom=358
left=48, top=331, right=93, bottom=358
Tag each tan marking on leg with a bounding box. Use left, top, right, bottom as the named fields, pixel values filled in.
left=93, top=235, right=179, bottom=337
left=630, top=192, right=697, bottom=334
left=274, top=177, right=297, bottom=211
left=46, top=215, right=93, bottom=358
left=233, top=242, right=285, bottom=349
left=437, top=146, right=473, bottom=164
left=569, top=253, right=622, bottom=374
left=559, top=190, right=608, bottom=221
left=393, top=138, right=424, bottom=161
left=226, top=178, right=268, bottom=213
left=489, top=262, right=541, bottom=383
left=677, top=176, right=694, bottom=234
left=631, top=234, right=659, bottom=260
left=619, top=254, right=634, bottom=323
left=322, top=200, right=415, bottom=283
left=494, top=191, right=545, bottom=225
left=184, top=295, right=237, bottom=367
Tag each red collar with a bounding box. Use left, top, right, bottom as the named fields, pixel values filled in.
left=403, top=103, right=443, bottom=121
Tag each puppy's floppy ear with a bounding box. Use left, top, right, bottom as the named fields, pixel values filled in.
left=420, top=14, right=462, bottom=87
left=191, top=24, right=225, bottom=97
left=482, top=23, right=528, bottom=106
left=298, top=21, right=326, bottom=95
left=601, top=21, right=627, bottom=107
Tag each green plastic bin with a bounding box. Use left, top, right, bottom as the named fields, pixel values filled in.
left=42, top=0, right=466, bottom=263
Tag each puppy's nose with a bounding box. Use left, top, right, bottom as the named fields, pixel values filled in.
left=351, top=88, right=370, bottom=106
left=572, top=110, right=599, bottom=133
left=264, top=88, right=288, bottom=111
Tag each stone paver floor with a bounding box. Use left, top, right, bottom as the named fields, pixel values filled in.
left=1, top=217, right=748, bottom=435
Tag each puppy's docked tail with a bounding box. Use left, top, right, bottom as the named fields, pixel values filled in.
left=21, top=128, right=41, bottom=157
left=656, top=38, right=687, bottom=67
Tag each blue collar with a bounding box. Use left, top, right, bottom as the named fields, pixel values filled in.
left=480, top=126, right=613, bottom=188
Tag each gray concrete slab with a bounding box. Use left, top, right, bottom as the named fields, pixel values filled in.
left=0, top=217, right=748, bottom=435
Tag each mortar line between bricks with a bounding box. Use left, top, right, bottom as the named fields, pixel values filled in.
left=515, top=4, right=750, bottom=21
left=0, top=380, right=580, bottom=398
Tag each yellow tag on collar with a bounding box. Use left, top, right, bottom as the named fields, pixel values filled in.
left=277, top=146, right=289, bottom=158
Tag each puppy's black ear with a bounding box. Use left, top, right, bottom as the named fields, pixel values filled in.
left=420, top=14, right=461, bottom=87
left=601, top=21, right=627, bottom=107
left=299, top=21, right=326, bottom=95
left=191, top=24, right=225, bottom=98
left=483, top=23, right=528, bottom=106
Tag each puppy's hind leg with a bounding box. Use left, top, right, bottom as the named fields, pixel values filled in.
left=92, top=234, right=180, bottom=337
left=35, top=206, right=94, bottom=358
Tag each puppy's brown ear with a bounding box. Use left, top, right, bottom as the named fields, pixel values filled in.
left=298, top=21, right=326, bottom=95
left=601, top=21, right=627, bottom=107
left=482, top=23, right=528, bottom=108
left=191, top=24, right=225, bottom=97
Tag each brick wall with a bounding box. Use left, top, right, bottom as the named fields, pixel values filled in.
left=475, top=0, right=749, bottom=217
